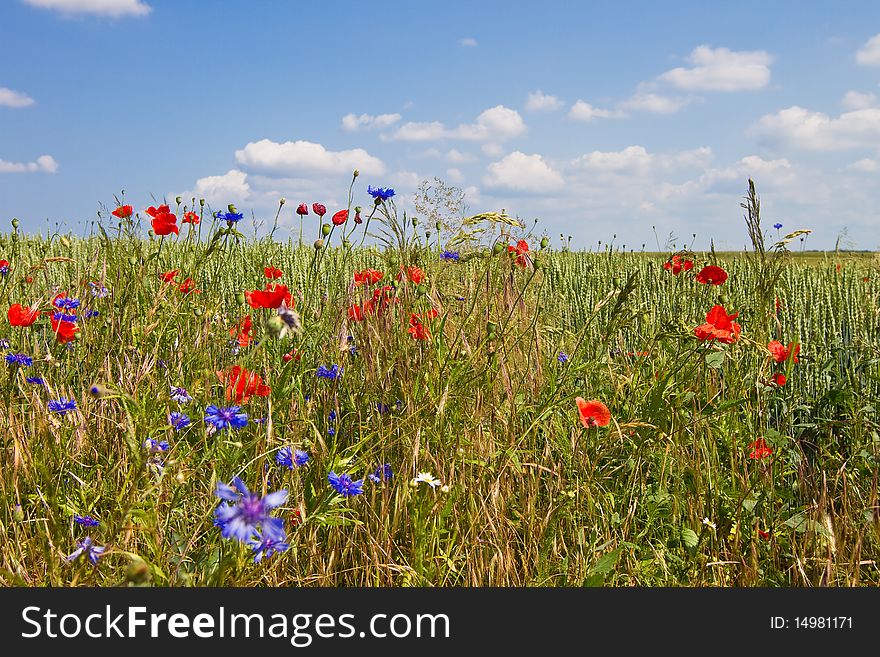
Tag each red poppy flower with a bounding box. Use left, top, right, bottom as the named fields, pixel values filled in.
left=767, top=340, right=800, bottom=363
left=771, top=372, right=787, bottom=387
left=245, top=284, right=292, bottom=309
left=217, top=365, right=270, bottom=404
left=182, top=211, right=200, bottom=225
left=507, top=240, right=530, bottom=268
left=575, top=397, right=611, bottom=428
left=774, top=297, right=784, bottom=314
left=354, top=209, right=362, bottom=224
left=160, top=270, right=179, bottom=283
left=331, top=209, right=348, bottom=226
left=282, top=349, right=301, bottom=363
left=408, top=314, right=430, bottom=340
left=312, top=203, right=326, bottom=217
left=368, top=285, right=398, bottom=315
left=145, top=204, right=170, bottom=218
left=229, top=315, right=253, bottom=347
left=663, top=254, right=694, bottom=275
left=354, top=268, right=384, bottom=286
left=348, top=303, right=365, bottom=322
left=111, top=205, right=133, bottom=219
left=264, top=266, right=283, bottom=279
left=695, top=265, right=728, bottom=285
left=693, top=305, right=741, bottom=344
left=151, top=210, right=179, bottom=236
left=296, top=203, right=309, bottom=216
left=398, top=266, right=425, bottom=285
left=758, top=529, right=771, bottom=541
left=50, top=316, right=79, bottom=343
left=178, top=277, right=200, bottom=295
left=0, top=259, right=8, bottom=272
left=8, top=303, right=40, bottom=327
left=748, top=437, right=772, bottom=460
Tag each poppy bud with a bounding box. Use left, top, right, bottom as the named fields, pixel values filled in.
left=492, top=243, right=504, bottom=255
left=11, top=218, right=19, bottom=229
left=313, top=239, right=324, bottom=249
left=296, top=203, right=309, bottom=216
left=321, top=223, right=331, bottom=236
left=175, top=196, right=182, bottom=205
left=435, top=221, right=442, bottom=231
left=235, top=292, right=245, bottom=305
left=354, top=211, right=362, bottom=224
left=283, top=352, right=294, bottom=363
left=128, top=256, right=138, bottom=265
left=353, top=169, right=359, bottom=178
left=533, top=257, right=543, bottom=270
left=416, top=283, right=426, bottom=296
left=148, top=230, right=155, bottom=238
left=412, top=217, right=419, bottom=227
left=228, top=204, right=238, bottom=214
left=194, top=307, right=204, bottom=316
left=540, top=237, right=549, bottom=249
left=266, top=314, right=286, bottom=338
left=279, top=198, right=286, bottom=205
left=719, top=294, right=729, bottom=304
left=342, top=239, right=351, bottom=248
left=199, top=198, right=205, bottom=207
left=14, top=504, right=24, bottom=521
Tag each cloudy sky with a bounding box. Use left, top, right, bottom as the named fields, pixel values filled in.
left=3, top=0, right=880, bottom=249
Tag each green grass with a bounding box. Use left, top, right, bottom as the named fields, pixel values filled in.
left=1, top=210, right=878, bottom=587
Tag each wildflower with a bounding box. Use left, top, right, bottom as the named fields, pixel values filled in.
left=230, top=315, right=253, bottom=348
left=27, top=376, right=46, bottom=386
left=182, top=211, right=200, bottom=224
left=178, top=277, right=200, bottom=295
left=367, top=185, right=395, bottom=202
left=773, top=223, right=783, bottom=230
left=767, top=340, right=800, bottom=363
left=5, top=353, right=33, bottom=367
left=354, top=208, right=362, bottom=224
left=73, top=514, right=99, bottom=527
left=368, top=464, right=393, bottom=484
left=52, top=312, right=79, bottom=323
left=66, top=537, right=106, bottom=565
left=353, top=268, right=384, bottom=286
left=247, top=527, right=290, bottom=563
left=204, top=404, right=248, bottom=431
left=50, top=316, right=79, bottom=343
left=702, top=517, right=717, bottom=531
left=0, top=260, right=7, bottom=275
left=412, top=472, right=442, bottom=488
left=401, top=266, right=425, bottom=285
left=111, top=205, right=133, bottom=219
left=771, top=372, right=787, bottom=387
left=146, top=204, right=171, bottom=218
left=282, top=349, right=301, bottom=363
left=216, top=365, right=271, bottom=404
left=264, top=266, right=283, bottom=279
left=215, top=210, right=244, bottom=223
left=758, top=529, right=771, bottom=540
left=331, top=209, right=349, bottom=226
left=663, top=254, right=694, bottom=275
left=326, top=427, right=336, bottom=436
left=557, top=352, right=569, bottom=364
left=8, top=304, right=40, bottom=327
left=48, top=397, right=77, bottom=415
left=408, top=314, right=430, bottom=340
left=575, top=398, right=611, bottom=428
left=296, top=203, right=309, bottom=216
left=169, top=411, right=191, bottom=430
left=316, top=364, right=343, bottom=380
left=52, top=293, right=81, bottom=310
left=276, top=447, right=310, bottom=469
left=144, top=438, right=170, bottom=453
left=245, top=284, right=293, bottom=309
left=160, top=270, right=178, bottom=283
left=312, top=203, right=326, bottom=217
left=376, top=402, right=390, bottom=414
left=347, top=303, right=365, bottom=322
left=88, top=282, right=110, bottom=298
left=170, top=386, right=192, bottom=403
left=83, top=309, right=99, bottom=319
left=213, top=477, right=287, bottom=542
left=440, top=250, right=460, bottom=261
left=151, top=209, right=179, bottom=236
left=507, top=240, right=530, bottom=268
left=0, top=339, right=9, bottom=349
left=693, top=305, right=741, bottom=344
left=748, top=437, right=773, bottom=460
left=695, top=265, right=728, bottom=285
left=328, top=472, right=365, bottom=497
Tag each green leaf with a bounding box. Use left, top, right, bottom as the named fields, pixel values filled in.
left=705, top=351, right=725, bottom=369
left=681, top=527, right=699, bottom=549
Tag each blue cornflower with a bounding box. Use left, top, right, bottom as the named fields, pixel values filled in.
left=0, top=262, right=8, bottom=275
left=83, top=309, right=99, bottom=319
left=276, top=447, right=309, bottom=469
left=376, top=401, right=390, bottom=414
left=773, top=223, right=783, bottom=230
left=204, top=404, right=248, bottom=431
left=48, top=397, right=77, bottom=415
left=5, top=353, right=33, bottom=367
left=66, top=536, right=105, bottom=564
left=170, top=385, right=192, bottom=403
left=144, top=438, right=169, bottom=453
left=247, top=527, right=290, bottom=563
left=53, top=296, right=80, bottom=310
left=88, top=282, right=110, bottom=298
left=456, top=296, right=466, bottom=301
left=328, top=410, right=337, bottom=422
left=215, top=211, right=244, bottom=223
left=316, top=364, right=343, bottom=380
left=327, top=427, right=336, bottom=436
left=27, top=376, right=46, bottom=386
left=328, top=471, right=365, bottom=497
left=169, top=412, right=190, bottom=430
left=557, top=352, right=569, bottom=364
left=367, top=185, right=395, bottom=202
left=73, top=514, right=99, bottom=527
left=441, top=250, right=460, bottom=261
left=213, top=477, right=287, bottom=542
left=368, top=464, right=393, bottom=484
left=0, top=339, right=9, bottom=349
left=52, top=312, right=78, bottom=323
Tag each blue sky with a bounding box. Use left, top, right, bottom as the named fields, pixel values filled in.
left=3, top=0, right=880, bottom=249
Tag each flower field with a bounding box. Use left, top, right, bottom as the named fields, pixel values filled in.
left=1, top=180, right=878, bottom=587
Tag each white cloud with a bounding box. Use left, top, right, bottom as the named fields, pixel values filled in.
left=390, top=171, right=421, bottom=189
left=525, top=90, right=564, bottom=112
left=619, top=92, right=693, bottom=114
left=341, top=112, right=401, bottom=131
left=483, top=151, right=564, bottom=193
left=446, top=168, right=464, bottom=183
left=459, top=37, right=478, bottom=47
left=190, top=169, right=251, bottom=205
left=841, top=90, right=877, bottom=110
left=848, top=158, right=880, bottom=172
left=749, top=106, right=880, bottom=150
left=571, top=145, right=712, bottom=176
left=482, top=143, right=503, bottom=157
left=386, top=105, right=525, bottom=142
left=0, top=87, right=35, bottom=108
left=234, top=139, right=386, bottom=175
left=568, top=99, right=623, bottom=121
left=856, top=33, right=880, bottom=66
left=658, top=45, right=772, bottom=91
left=23, top=0, right=151, bottom=17
left=0, top=154, right=57, bottom=173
